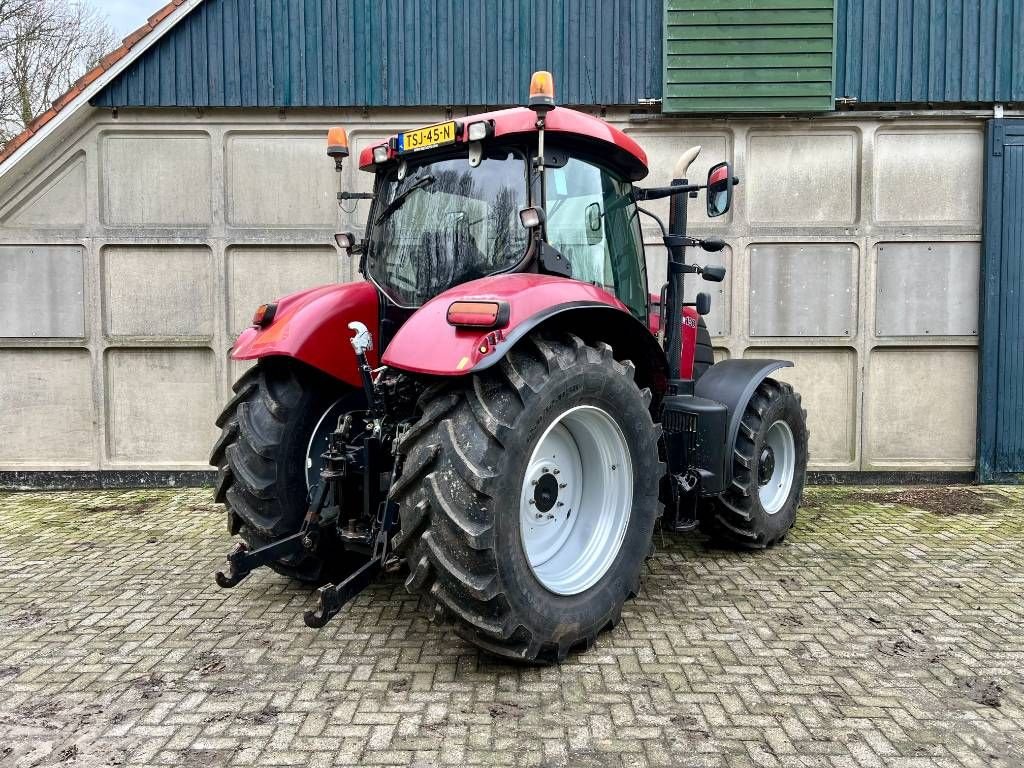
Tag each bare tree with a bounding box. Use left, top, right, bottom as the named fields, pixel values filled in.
left=0, top=0, right=114, bottom=148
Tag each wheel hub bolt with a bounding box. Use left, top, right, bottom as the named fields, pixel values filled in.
left=559, top=483, right=567, bottom=489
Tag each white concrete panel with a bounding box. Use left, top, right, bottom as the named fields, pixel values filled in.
left=865, top=347, right=977, bottom=466
left=747, top=132, right=859, bottom=224
left=0, top=245, right=84, bottom=337
left=103, top=246, right=214, bottom=338
left=875, top=242, right=980, bottom=336
left=874, top=130, right=983, bottom=225
left=226, top=246, right=338, bottom=337
left=623, top=130, right=731, bottom=227
left=745, top=347, right=856, bottom=466
left=749, top=243, right=857, bottom=337
left=226, top=133, right=337, bottom=227
left=2, top=153, right=86, bottom=227
left=106, top=348, right=217, bottom=464
left=0, top=349, right=93, bottom=465
left=101, top=133, right=211, bottom=226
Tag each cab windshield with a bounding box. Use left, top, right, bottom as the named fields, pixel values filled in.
left=367, top=148, right=529, bottom=307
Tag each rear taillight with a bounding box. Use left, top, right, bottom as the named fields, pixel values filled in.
left=252, top=303, right=277, bottom=327
left=446, top=301, right=509, bottom=328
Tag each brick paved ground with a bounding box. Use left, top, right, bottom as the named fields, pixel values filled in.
left=0, top=486, right=1022, bottom=768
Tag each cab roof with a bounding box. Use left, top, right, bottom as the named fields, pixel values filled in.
left=358, top=106, right=649, bottom=181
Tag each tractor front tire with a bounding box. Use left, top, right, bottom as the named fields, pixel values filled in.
left=210, top=359, right=353, bottom=582
left=391, top=333, right=661, bottom=663
left=706, top=378, right=808, bottom=548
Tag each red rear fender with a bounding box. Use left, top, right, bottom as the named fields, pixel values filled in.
left=382, top=273, right=668, bottom=399
left=231, top=282, right=379, bottom=388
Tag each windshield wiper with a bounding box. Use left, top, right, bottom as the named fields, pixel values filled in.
left=374, top=175, right=435, bottom=225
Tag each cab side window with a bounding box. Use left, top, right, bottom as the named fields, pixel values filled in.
left=545, top=157, right=647, bottom=318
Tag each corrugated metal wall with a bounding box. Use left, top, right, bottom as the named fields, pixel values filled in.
left=92, top=0, right=662, bottom=108
left=835, top=0, right=1024, bottom=104
left=663, top=0, right=835, bottom=113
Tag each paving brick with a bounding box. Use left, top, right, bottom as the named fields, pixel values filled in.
left=0, top=486, right=1022, bottom=766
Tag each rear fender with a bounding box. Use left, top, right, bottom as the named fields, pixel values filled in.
left=231, top=281, right=379, bottom=388
left=382, top=273, right=669, bottom=402
left=694, top=359, right=793, bottom=485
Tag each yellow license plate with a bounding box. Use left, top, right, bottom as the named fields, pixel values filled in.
left=398, top=121, right=456, bottom=153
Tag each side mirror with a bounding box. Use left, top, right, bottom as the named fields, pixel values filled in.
left=706, top=161, right=734, bottom=217
left=585, top=202, right=604, bottom=245
left=701, top=265, right=726, bottom=283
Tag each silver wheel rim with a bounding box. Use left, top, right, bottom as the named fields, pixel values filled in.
left=305, top=399, right=346, bottom=490
left=758, top=420, right=795, bottom=515
left=519, top=405, right=633, bottom=596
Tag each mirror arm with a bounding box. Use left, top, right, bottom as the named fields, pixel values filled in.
left=633, top=183, right=702, bottom=202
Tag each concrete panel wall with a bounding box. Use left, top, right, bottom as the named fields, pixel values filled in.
left=0, top=108, right=983, bottom=472
left=0, top=245, right=85, bottom=337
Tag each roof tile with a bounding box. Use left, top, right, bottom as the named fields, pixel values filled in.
left=99, top=44, right=131, bottom=71
left=122, top=23, right=153, bottom=49
left=51, top=86, right=82, bottom=112
left=27, top=108, right=57, bottom=133
left=148, top=3, right=176, bottom=25
left=0, top=128, right=34, bottom=162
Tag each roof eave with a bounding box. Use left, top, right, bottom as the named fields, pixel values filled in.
left=0, top=0, right=205, bottom=184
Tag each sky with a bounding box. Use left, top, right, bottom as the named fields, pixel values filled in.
left=95, top=0, right=169, bottom=38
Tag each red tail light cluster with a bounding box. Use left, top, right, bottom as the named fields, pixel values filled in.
left=446, top=301, right=509, bottom=328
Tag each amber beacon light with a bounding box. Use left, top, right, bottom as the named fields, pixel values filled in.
left=528, top=70, right=555, bottom=113
left=326, top=126, right=349, bottom=169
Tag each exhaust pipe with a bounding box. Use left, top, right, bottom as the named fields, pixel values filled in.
left=664, top=146, right=700, bottom=383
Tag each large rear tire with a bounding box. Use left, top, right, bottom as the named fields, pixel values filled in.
left=705, top=378, right=808, bottom=548
left=390, top=333, right=661, bottom=663
left=210, top=359, right=357, bottom=582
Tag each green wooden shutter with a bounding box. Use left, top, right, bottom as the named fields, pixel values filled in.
left=663, top=0, right=835, bottom=113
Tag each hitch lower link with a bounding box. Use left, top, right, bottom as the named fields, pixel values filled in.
left=215, top=481, right=334, bottom=589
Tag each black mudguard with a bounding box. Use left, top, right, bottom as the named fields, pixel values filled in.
left=694, top=359, right=793, bottom=486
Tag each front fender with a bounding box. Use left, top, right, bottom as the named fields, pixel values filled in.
left=381, top=273, right=638, bottom=376
left=694, top=359, right=793, bottom=484
left=232, top=281, right=379, bottom=388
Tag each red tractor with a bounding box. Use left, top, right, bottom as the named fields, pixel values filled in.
left=211, top=72, right=808, bottom=662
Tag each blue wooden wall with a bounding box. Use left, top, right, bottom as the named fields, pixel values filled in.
left=835, top=0, right=1024, bottom=104
left=93, top=0, right=663, bottom=108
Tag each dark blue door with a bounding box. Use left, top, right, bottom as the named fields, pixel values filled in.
left=979, top=119, right=1024, bottom=482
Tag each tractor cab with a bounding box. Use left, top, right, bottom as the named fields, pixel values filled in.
left=330, top=74, right=654, bottom=321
